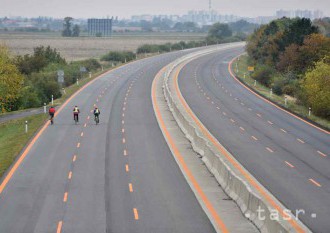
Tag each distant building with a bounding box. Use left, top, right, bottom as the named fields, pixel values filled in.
left=276, top=9, right=324, bottom=20
left=88, top=18, right=113, bottom=37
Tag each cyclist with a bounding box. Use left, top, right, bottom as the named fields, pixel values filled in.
left=93, top=107, right=100, bottom=124
left=73, top=105, right=80, bottom=123
left=49, top=106, right=56, bottom=125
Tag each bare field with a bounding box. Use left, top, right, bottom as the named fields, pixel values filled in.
left=0, top=32, right=206, bottom=61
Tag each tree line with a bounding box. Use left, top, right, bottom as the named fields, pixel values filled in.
left=246, top=17, right=330, bottom=119
left=0, top=45, right=101, bottom=112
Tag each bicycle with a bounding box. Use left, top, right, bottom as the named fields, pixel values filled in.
left=50, top=115, right=54, bottom=125
left=94, top=115, right=99, bottom=125
left=74, top=114, right=79, bottom=124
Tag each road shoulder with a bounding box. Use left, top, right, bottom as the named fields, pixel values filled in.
left=152, top=65, right=258, bottom=233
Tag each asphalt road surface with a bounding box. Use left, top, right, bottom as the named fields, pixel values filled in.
left=178, top=46, right=330, bottom=233
left=0, top=51, right=216, bottom=233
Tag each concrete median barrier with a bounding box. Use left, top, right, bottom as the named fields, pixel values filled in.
left=161, top=45, right=310, bottom=233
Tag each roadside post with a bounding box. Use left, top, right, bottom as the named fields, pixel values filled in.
left=270, top=88, right=273, bottom=97
left=76, top=77, right=79, bottom=86
left=44, top=103, right=46, bottom=114
left=51, top=95, right=54, bottom=105
left=285, top=96, right=288, bottom=107
left=254, top=80, right=256, bottom=86
left=25, top=121, right=28, bottom=133
left=89, top=72, right=92, bottom=78
left=309, top=107, right=311, bottom=117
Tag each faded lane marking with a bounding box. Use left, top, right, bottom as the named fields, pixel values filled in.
left=285, top=161, right=295, bottom=168
left=309, top=179, right=322, bottom=187
left=317, top=151, right=327, bottom=157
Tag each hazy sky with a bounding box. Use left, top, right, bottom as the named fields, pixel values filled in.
left=1, top=0, right=329, bottom=18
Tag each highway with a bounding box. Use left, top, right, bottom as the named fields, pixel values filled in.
left=0, top=52, right=217, bottom=233
left=177, top=46, right=330, bottom=233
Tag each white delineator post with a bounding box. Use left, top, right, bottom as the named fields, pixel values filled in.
left=44, top=103, right=46, bottom=114
left=51, top=95, right=54, bottom=105
left=25, top=121, right=28, bottom=133
left=309, top=107, right=311, bottom=117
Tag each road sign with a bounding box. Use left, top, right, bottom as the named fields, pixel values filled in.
left=57, top=70, right=64, bottom=83
left=248, top=66, right=254, bottom=72
left=57, top=70, right=64, bottom=76
left=80, top=66, right=87, bottom=72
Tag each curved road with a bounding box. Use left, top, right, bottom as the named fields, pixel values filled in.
left=0, top=52, right=216, bottom=233
left=178, top=46, right=330, bottom=232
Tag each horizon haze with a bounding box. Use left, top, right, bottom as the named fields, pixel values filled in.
left=0, top=0, right=329, bottom=19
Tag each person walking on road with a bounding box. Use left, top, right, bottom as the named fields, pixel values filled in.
left=73, top=106, right=80, bottom=123
left=49, top=106, right=56, bottom=125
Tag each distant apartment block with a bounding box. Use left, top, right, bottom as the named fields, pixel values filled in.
left=88, top=18, right=113, bottom=37
left=276, top=9, right=324, bottom=19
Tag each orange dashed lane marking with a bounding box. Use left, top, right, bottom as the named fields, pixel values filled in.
left=122, top=138, right=126, bottom=144
left=56, top=221, right=63, bottom=233
left=122, top=128, right=125, bottom=133
left=251, top=136, right=258, bottom=141
left=133, top=208, right=139, bottom=220
left=257, top=113, right=262, bottom=118
left=68, top=171, right=72, bottom=179
left=267, top=121, right=273, bottom=125
left=80, top=132, right=84, bottom=137
left=280, top=128, right=287, bottom=133
left=129, top=183, right=133, bottom=192
left=63, top=192, right=68, bottom=202
left=77, top=143, right=80, bottom=148
left=84, top=123, right=87, bottom=128
left=73, top=155, right=77, bottom=162
left=230, top=119, right=235, bottom=123
left=125, top=164, right=129, bottom=172
left=239, top=127, right=245, bottom=131
left=309, top=179, right=322, bottom=187
left=124, top=150, right=127, bottom=156
left=285, top=161, right=295, bottom=168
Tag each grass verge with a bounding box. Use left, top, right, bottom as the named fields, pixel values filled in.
left=0, top=114, right=48, bottom=178
left=233, top=54, right=330, bottom=130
